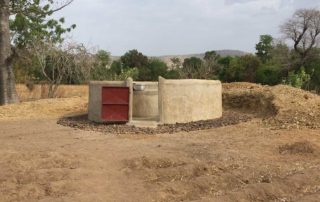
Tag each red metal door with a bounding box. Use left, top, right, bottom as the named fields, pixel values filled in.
left=101, top=87, right=129, bottom=122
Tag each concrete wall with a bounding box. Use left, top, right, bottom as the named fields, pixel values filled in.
left=158, top=77, right=222, bottom=124
left=88, top=79, right=133, bottom=123
left=132, top=82, right=159, bottom=118
left=89, top=78, right=222, bottom=125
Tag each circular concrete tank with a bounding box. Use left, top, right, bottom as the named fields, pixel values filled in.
left=133, top=82, right=158, bottom=118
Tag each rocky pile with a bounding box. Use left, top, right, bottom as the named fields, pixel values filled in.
left=57, top=111, right=252, bottom=135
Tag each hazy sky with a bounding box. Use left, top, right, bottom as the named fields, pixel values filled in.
left=55, top=0, right=320, bottom=56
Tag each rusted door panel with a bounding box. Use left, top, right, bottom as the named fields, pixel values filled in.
left=101, top=87, right=129, bottom=122
left=102, top=87, right=129, bottom=105
left=101, top=105, right=129, bottom=121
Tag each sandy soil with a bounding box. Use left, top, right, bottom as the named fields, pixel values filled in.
left=0, top=83, right=320, bottom=201
left=0, top=118, right=320, bottom=202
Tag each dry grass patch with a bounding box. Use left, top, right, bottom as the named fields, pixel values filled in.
left=0, top=97, right=87, bottom=121
left=16, top=84, right=88, bottom=101
left=279, top=141, right=316, bottom=155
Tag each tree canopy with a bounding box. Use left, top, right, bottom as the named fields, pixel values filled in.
left=10, top=0, right=76, bottom=48
left=281, top=9, right=320, bottom=64
left=120, top=49, right=149, bottom=69
left=255, top=35, right=273, bottom=63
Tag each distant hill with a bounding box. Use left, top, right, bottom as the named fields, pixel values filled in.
left=111, top=49, right=249, bottom=66
left=156, top=50, right=248, bottom=66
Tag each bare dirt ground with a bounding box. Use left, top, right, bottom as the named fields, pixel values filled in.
left=0, top=83, right=320, bottom=202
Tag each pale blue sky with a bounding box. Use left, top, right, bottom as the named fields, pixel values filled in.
left=55, top=0, right=320, bottom=56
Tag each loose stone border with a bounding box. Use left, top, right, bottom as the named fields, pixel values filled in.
left=57, top=111, right=252, bottom=135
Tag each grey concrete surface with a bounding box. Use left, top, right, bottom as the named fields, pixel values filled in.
left=158, top=77, right=222, bottom=124
left=89, top=77, right=222, bottom=126
left=132, top=82, right=159, bottom=119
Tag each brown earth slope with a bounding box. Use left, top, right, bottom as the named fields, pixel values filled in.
left=223, top=83, right=320, bottom=129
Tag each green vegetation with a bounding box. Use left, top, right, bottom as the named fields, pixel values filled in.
left=1, top=0, right=77, bottom=104
left=255, top=35, right=273, bottom=63
left=105, top=49, right=179, bottom=81
left=2, top=5, right=320, bottom=105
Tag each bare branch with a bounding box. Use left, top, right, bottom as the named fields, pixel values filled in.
left=50, top=0, right=73, bottom=13
left=281, top=8, right=320, bottom=61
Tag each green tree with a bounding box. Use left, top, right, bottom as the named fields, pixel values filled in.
left=10, top=0, right=76, bottom=48
left=181, top=57, right=203, bottom=78
left=255, top=35, right=273, bottom=63
left=202, top=51, right=221, bottom=79
left=269, top=41, right=291, bottom=67
left=90, top=50, right=111, bottom=81
left=138, top=59, right=168, bottom=81
left=120, top=49, right=149, bottom=69
left=165, top=69, right=180, bottom=79
left=299, top=48, right=320, bottom=92
left=223, top=57, right=243, bottom=82
left=183, top=57, right=202, bottom=69
left=256, top=64, right=281, bottom=85
left=224, top=55, right=261, bottom=82
left=112, top=68, right=139, bottom=81
left=204, top=51, right=219, bottom=62
left=96, top=50, right=110, bottom=67
left=218, top=56, right=234, bottom=81
left=110, top=60, right=122, bottom=75
left=0, top=0, right=75, bottom=105
left=170, top=57, right=182, bottom=69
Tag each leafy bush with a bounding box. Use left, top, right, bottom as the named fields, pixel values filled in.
left=222, top=55, right=261, bottom=82
left=138, top=59, right=168, bottom=81
left=303, top=54, right=320, bottom=92
left=165, top=69, right=180, bottom=79
left=90, top=50, right=111, bottom=81
left=113, top=68, right=139, bottom=80
left=256, top=65, right=281, bottom=85
left=284, top=67, right=311, bottom=88
left=120, top=49, right=149, bottom=68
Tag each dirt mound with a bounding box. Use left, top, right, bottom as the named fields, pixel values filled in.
left=279, top=141, right=316, bottom=155
left=223, top=83, right=320, bottom=129
left=223, top=83, right=277, bottom=117
left=58, top=110, right=252, bottom=134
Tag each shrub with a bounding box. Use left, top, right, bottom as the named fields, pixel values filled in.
left=165, top=69, right=180, bottom=79
left=114, top=68, right=139, bottom=80
left=256, top=65, right=281, bottom=85
left=284, top=67, right=311, bottom=88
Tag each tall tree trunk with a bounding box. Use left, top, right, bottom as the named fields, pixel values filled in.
left=0, top=0, right=19, bottom=105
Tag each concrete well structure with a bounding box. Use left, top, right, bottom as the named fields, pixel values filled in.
left=88, top=77, right=222, bottom=126
left=88, top=79, right=133, bottom=123
left=158, top=77, right=222, bottom=124
left=132, top=82, right=159, bottom=119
